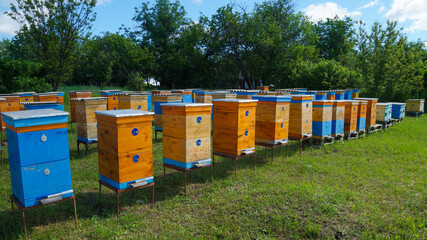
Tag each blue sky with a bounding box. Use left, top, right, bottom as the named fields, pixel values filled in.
left=1, top=0, right=426, bottom=44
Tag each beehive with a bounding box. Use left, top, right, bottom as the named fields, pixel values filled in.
left=172, top=90, right=193, bottom=103
left=3, top=109, right=73, bottom=207
left=69, top=91, right=93, bottom=122
left=315, top=91, right=328, bottom=100
left=327, top=91, right=336, bottom=100
left=335, top=90, right=345, bottom=100
left=344, top=101, right=359, bottom=133
left=23, top=102, right=64, bottom=111
left=356, top=100, right=368, bottom=131
left=211, top=92, right=237, bottom=99
left=257, top=91, right=276, bottom=96
left=331, top=101, right=345, bottom=137
left=252, top=96, right=291, bottom=144
left=212, top=99, right=257, bottom=156
left=153, top=94, right=183, bottom=131
left=99, top=90, right=123, bottom=110
left=75, top=98, right=108, bottom=142
left=354, top=98, right=378, bottom=129
left=44, top=92, right=65, bottom=104
left=162, top=103, right=212, bottom=168
left=312, top=100, right=333, bottom=138
left=257, top=86, right=269, bottom=91
left=390, top=103, right=406, bottom=119
left=0, top=95, right=20, bottom=131
left=96, top=109, right=154, bottom=190
left=118, top=94, right=149, bottom=111
left=14, top=92, right=36, bottom=110
left=234, top=90, right=258, bottom=99
left=34, top=93, right=60, bottom=103
left=289, top=95, right=313, bottom=138
left=344, top=90, right=353, bottom=100
left=376, top=103, right=392, bottom=122
left=352, top=89, right=360, bottom=99
left=151, top=90, right=171, bottom=107
left=405, top=99, right=425, bottom=113
left=195, top=91, right=213, bottom=103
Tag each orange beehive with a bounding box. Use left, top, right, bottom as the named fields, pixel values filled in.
left=211, top=92, right=237, bottom=99
left=353, top=98, right=378, bottom=129
left=212, top=99, right=257, bottom=156
left=14, top=92, right=36, bottom=110
left=252, top=96, right=291, bottom=144
left=257, top=86, right=269, bottom=91
left=344, top=101, right=359, bottom=133
left=75, top=97, right=108, bottom=142
left=96, top=109, right=154, bottom=190
left=34, top=93, right=59, bottom=103
left=99, top=90, right=123, bottom=110
left=356, top=100, right=368, bottom=131
left=43, top=92, right=65, bottom=104
left=288, top=95, right=313, bottom=138
left=0, top=95, right=20, bottom=130
left=69, top=91, right=93, bottom=122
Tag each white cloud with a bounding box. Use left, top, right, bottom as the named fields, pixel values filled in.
left=97, top=0, right=111, bottom=5
left=0, top=13, right=19, bottom=36
left=378, top=5, right=385, bottom=13
left=304, top=2, right=361, bottom=21
left=357, top=0, right=379, bottom=10
left=192, top=0, right=202, bottom=3
left=385, top=0, right=427, bottom=32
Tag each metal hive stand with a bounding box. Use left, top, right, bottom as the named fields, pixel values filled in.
left=255, top=141, right=288, bottom=162
left=77, top=139, right=98, bottom=157
left=288, top=135, right=313, bottom=156
left=212, top=151, right=256, bottom=177
left=163, top=163, right=213, bottom=195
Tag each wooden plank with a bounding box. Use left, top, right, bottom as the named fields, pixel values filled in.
left=163, top=114, right=211, bottom=139
left=77, top=122, right=98, bottom=139
left=163, top=136, right=211, bottom=163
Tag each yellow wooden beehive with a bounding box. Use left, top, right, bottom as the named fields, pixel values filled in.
left=257, top=86, right=269, bottom=91
left=0, top=95, right=20, bottom=130
left=118, top=94, right=149, bottom=111
left=152, top=94, right=183, bottom=131
left=69, top=91, right=93, bottom=122
left=353, top=98, right=378, bottom=128
left=99, top=90, right=123, bottom=110
left=213, top=99, right=257, bottom=156
left=96, top=109, right=154, bottom=189
left=405, top=99, right=425, bottom=113
left=252, top=96, right=291, bottom=144
left=14, top=92, right=36, bottom=110
left=195, top=92, right=213, bottom=103
left=161, top=103, right=212, bottom=168
left=211, top=92, right=237, bottom=99
left=75, top=97, right=108, bottom=142
left=344, top=101, right=359, bottom=133
left=288, top=95, right=313, bottom=138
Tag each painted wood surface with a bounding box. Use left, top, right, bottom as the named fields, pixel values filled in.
left=163, top=136, right=211, bottom=163
left=354, top=98, right=378, bottom=128
left=289, top=95, right=313, bottom=138
left=405, top=99, right=425, bottom=112
left=118, top=95, right=148, bottom=111
left=344, top=101, right=358, bottom=133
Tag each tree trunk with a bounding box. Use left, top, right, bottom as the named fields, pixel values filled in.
left=52, top=81, right=58, bottom=91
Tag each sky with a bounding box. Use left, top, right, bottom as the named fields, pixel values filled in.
left=0, top=0, right=426, bottom=44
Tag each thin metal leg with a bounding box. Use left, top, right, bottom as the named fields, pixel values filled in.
left=299, top=140, right=302, bottom=156
left=210, top=164, right=213, bottom=180
left=85, top=144, right=88, bottom=157
left=271, top=148, right=274, bottom=162
left=22, top=210, right=27, bottom=237
left=151, top=185, right=155, bottom=204
left=73, top=196, right=78, bottom=226
left=116, top=192, right=120, bottom=218
left=1, top=149, right=3, bottom=167
left=184, top=172, right=187, bottom=195
left=234, top=159, right=237, bottom=177
left=11, top=197, right=16, bottom=224
left=155, top=131, right=157, bottom=140
left=212, top=154, right=215, bottom=168
left=59, top=201, right=62, bottom=211
left=77, top=141, right=80, bottom=155
left=286, top=144, right=288, bottom=158
left=163, top=165, right=166, bottom=187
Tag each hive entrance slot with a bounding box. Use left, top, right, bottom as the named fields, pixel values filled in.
left=129, top=180, right=148, bottom=188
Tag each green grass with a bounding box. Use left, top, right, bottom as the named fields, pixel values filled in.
left=0, top=93, right=426, bottom=239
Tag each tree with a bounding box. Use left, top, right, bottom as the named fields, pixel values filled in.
left=7, top=0, right=97, bottom=91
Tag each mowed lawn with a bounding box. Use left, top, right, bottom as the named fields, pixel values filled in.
left=0, top=87, right=425, bottom=239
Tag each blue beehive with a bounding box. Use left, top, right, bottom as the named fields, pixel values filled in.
left=344, top=90, right=353, bottom=100
left=390, top=103, right=406, bottom=119
left=312, top=100, right=333, bottom=139
left=3, top=109, right=73, bottom=207
left=315, top=91, right=328, bottom=100
left=23, top=101, right=64, bottom=111
left=335, top=90, right=345, bottom=100
left=331, top=101, right=345, bottom=137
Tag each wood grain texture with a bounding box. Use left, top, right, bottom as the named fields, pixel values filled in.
left=77, top=122, right=98, bottom=139
left=75, top=100, right=107, bottom=123
left=289, top=101, right=312, bottom=138
left=6, top=122, right=67, bottom=133
left=344, top=102, right=358, bottom=132
left=213, top=128, right=255, bottom=156
left=213, top=101, right=257, bottom=130
left=196, top=95, right=212, bottom=103
left=163, top=114, right=211, bottom=139
left=118, top=95, right=148, bottom=111
left=163, top=136, right=211, bottom=163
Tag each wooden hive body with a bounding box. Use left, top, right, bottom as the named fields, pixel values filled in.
left=352, top=89, right=360, bottom=99
left=354, top=98, right=378, bottom=129
left=376, top=103, right=392, bottom=122
left=312, top=100, right=333, bottom=138
left=327, top=91, right=336, bottom=100
left=356, top=101, right=368, bottom=131
left=0, top=95, right=20, bottom=130
left=234, top=91, right=258, bottom=100
left=14, top=92, right=36, bottom=110
left=212, top=93, right=237, bottom=99
left=390, top=103, right=406, bottom=119
left=315, top=92, right=328, bottom=100
left=3, top=109, right=73, bottom=207
left=257, top=86, right=269, bottom=91
left=289, top=95, right=313, bottom=138
left=75, top=98, right=108, bottom=142
left=331, top=101, right=345, bottom=136
left=405, top=99, right=425, bottom=113
left=96, top=110, right=154, bottom=190
left=161, top=103, right=212, bottom=168
left=69, top=91, right=93, bottom=122
left=344, top=101, right=359, bottom=133
left=172, top=90, right=193, bottom=103
left=99, top=90, right=123, bottom=110
left=213, top=99, right=257, bottom=156
left=344, top=90, right=353, bottom=100
left=335, top=91, right=345, bottom=100
left=153, top=94, right=183, bottom=131
left=44, top=92, right=65, bottom=104
left=252, top=96, right=291, bottom=144
left=24, top=102, right=64, bottom=111
left=118, top=94, right=149, bottom=111
left=195, top=92, right=213, bottom=103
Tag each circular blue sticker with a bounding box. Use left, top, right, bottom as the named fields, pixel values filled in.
left=354, top=107, right=356, bottom=111
left=133, top=155, right=140, bottom=163
left=132, top=128, right=139, bottom=136
left=8, top=103, right=11, bottom=106
left=57, top=96, right=59, bottom=99
left=245, top=111, right=249, bottom=116
left=306, top=103, right=309, bottom=108
left=25, top=98, right=28, bottom=101
left=113, top=97, right=116, bottom=100
left=138, top=105, right=141, bottom=109
left=245, top=131, right=249, bottom=136
left=281, top=123, right=284, bottom=128
left=197, top=116, right=202, bottom=123
left=196, top=139, right=201, bottom=146
left=282, top=107, right=285, bottom=111
left=114, top=107, right=117, bottom=110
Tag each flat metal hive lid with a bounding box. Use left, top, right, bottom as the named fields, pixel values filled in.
left=388, top=102, right=406, bottom=105
left=354, top=98, right=379, bottom=101
left=160, top=103, right=213, bottom=107
left=2, top=109, right=68, bottom=119
left=68, top=90, right=92, bottom=93
left=44, top=92, right=64, bottom=94
left=72, top=97, right=109, bottom=102
left=405, top=99, right=425, bottom=101
left=22, top=101, right=60, bottom=105
left=14, top=92, right=36, bottom=94
left=377, top=103, right=392, bottom=106
left=252, top=96, right=291, bottom=102
left=0, top=94, right=19, bottom=97
left=95, top=109, right=154, bottom=117
left=212, top=99, right=258, bottom=103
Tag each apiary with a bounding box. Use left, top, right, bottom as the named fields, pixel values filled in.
left=288, top=95, right=313, bottom=139
left=3, top=109, right=73, bottom=207
left=118, top=94, right=149, bottom=111
left=353, top=98, right=378, bottom=129
left=344, top=101, right=359, bottom=134
left=75, top=97, right=108, bottom=142
left=257, top=86, right=269, bottom=91
left=14, top=92, right=36, bottom=110
left=212, top=99, right=257, bottom=156
left=23, top=102, right=64, bottom=111
left=352, top=89, right=360, bottom=99
left=211, top=92, right=237, bottom=99
left=172, top=90, right=193, bottom=103
left=69, top=91, right=93, bottom=122
left=0, top=95, right=20, bottom=131
left=327, top=91, right=336, bottom=100
left=252, top=96, right=291, bottom=145
left=234, top=90, right=258, bottom=99
left=344, top=90, right=353, bottom=100
left=312, top=100, right=333, bottom=139
left=315, top=91, right=328, bottom=100
left=331, top=100, right=345, bottom=138
left=335, top=90, right=345, bottom=100
left=376, top=103, right=392, bottom=122
left=390, top=103, right=406, bottom=119
left=195, top=91, right=213, bottom=103
left=161, top=103, right=212, bottom=168
left=356, top=100, right=368, bottom=132
left=44, top=92, right=65, bottom=104
left=405, top=99, right=425, bottom=114
left=99, top=90, right=123, bottom=110
left=96, top=109, right=154, bottom=190
left=153, top=94, right=183, bottom=131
